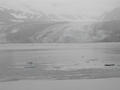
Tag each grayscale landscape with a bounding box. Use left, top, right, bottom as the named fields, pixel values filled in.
left=0, top=0, right=120, bottom=88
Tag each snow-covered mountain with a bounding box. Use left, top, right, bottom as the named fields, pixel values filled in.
left=93, top=7, right=120, bottom=42
left=0, top=6, right=100, bottom=43
left=0, top=0, right=119, bottom=22
left=31, top=7, right=120, bottom=43
left=0, top=0, right=101, bottom=22
left=31, top=22, right=100, bottom=43
left=0, top=3, right=120, bottom=43
left=103, top=8, right=120, bottom=21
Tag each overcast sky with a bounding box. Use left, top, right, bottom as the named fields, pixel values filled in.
left=0, top=0, right=120, bottom=16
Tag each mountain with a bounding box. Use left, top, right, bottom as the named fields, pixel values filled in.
left=0, top=7, right=103, bottom=43
left=0, top=7, right=69, bottom=43
left=0, top=5, right=120, bottom=43
left=0, top=7, right=55, bottom=43
left=103, top=7, right=120, bottom=21
left=93, top=7, right=120, bottom=42
left=31, top=22, right=105, bottom=43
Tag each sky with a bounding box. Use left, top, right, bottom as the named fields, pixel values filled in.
left=0, top=0, right=120, bottom=16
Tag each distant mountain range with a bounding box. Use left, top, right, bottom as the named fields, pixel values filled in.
left=0, top=6, right=120, bottom=43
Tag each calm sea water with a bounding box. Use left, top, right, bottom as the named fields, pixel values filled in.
left=0, top=43, right=120, bottom=81
left=1, top=43, right=120, bottom=70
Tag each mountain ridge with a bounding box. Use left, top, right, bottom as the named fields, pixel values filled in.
left=0, top=6, right=120, bottom=43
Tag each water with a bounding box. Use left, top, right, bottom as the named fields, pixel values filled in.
left=8, top=43, right=120, bottom=69
left=1, top=43, right=120, bottom=70
left=0, top=43, right=120, bottom=81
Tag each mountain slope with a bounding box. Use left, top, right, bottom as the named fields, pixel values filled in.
left=93, top=7, right=120, bottom=42
left=0, top=7, right=57, bottom=43
left=31, top=22, right=107, bottom=43
left=1, top=6, right=120, bottom=43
